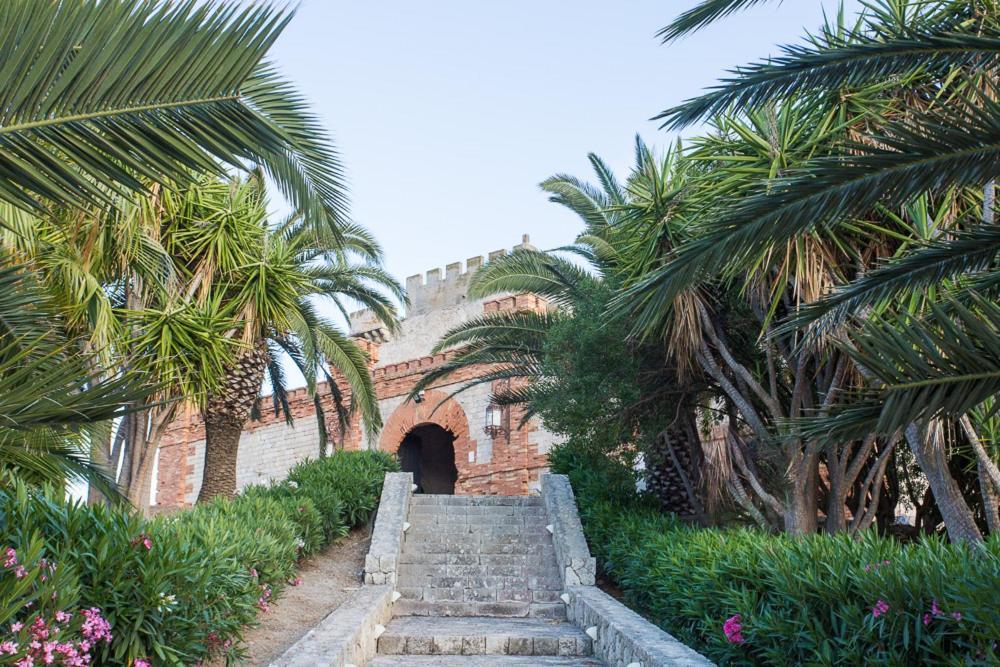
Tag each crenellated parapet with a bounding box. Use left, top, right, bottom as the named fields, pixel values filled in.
left=403, top=234, right=536, bottom=316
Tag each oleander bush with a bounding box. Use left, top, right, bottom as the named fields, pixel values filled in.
left=0, top=450, right=398, bottom=666
left=550, top=443, right=1000, bottom=666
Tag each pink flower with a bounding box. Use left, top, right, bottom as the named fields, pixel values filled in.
left=54, top=611, right=71, bottom=624
left=3, top=547, right=17, bottom=568
left=80, top=608, right=112, bottom=643
left=0, top=641, right=18, bottom=655
left=723, top=614, right=745, bottom=644
left=11, top=622, right=23, bottom=632
left=30, top=617, right=49, bottom=640
left=13, top=565, right=27, bottom=579
left=289, top=577, right=302, bottom=587
left=923, top=613, right=932, bottom=627
left=931, top=599, right=942, bottom=616
left=134, top=659, right=151, bottom=667
left=952, top=611, right=962, bottom=621
left=131, top=534, right=152, bottom=551
left=871, top=599, right=890, bottom=618
left=249, top=568, right=258, bottom=579
left=15, top=656, right=33, bottom=667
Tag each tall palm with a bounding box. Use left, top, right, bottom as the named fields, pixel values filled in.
left=0, top=0, right=357, bottom=503
left=650, top=0, right=1000, bottom=432
left=638, top=0, right=999, bottom=541
left=172, top=176, right=402, bottom=502
left=414, top=140, right=713, bottom=517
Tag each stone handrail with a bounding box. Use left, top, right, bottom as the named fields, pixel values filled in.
left=567, top=586, right=714, bottom=667
left=364, top=471, right=413, bottom=585
left=540, top=473, right=597, bottom=586
left=269, top=584, right=393, bottom=667
left=541, top=473, right=714, bottom=667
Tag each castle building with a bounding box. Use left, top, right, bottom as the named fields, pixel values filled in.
left=153, top=236, right=559, bottom=508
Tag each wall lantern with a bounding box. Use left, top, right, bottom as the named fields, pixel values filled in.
left=484, top=403, right=507, bottom=437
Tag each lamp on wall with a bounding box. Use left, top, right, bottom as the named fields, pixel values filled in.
left=484, top=403, right=507, bottom=437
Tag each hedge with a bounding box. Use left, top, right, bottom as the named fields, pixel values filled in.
left=0, top=450, right=398, bottom=666
left=549, top=443, right=1000, bottom=666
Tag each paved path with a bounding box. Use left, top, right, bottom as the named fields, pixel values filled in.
left=369, top=494, right=604, bottom=665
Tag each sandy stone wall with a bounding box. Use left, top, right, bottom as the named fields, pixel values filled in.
left=154, top=237, right=561, bottom=508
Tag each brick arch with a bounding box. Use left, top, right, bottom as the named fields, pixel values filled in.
left=379, top=389, right=477, bottom=489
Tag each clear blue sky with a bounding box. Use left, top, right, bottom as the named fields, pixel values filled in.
left=270, top=0, right=861, bottom=290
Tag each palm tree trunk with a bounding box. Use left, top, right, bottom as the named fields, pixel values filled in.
left=198, top=413, right=244, bottom=501
left=645, top=409, right=705, bottom=518
left=784, top=451, right=818, bottom=535
left=978, top=461, right=1000, bottom=536
left=197, top=341, right=269, bottom=503
left=87, top=421, right=115, bottom=505
left=125, top=403, right=176, bottom=511
left=905, top=421, right=983, bottom=544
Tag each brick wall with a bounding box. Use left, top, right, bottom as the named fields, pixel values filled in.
left=154, top=239, right=561, bottom=508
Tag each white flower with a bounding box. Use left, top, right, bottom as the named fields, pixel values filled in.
left=287, top=480, right=299, bottom=490
left=294, top=537, right=306, bottom=549
left=157, top=592, right=177, bottom=612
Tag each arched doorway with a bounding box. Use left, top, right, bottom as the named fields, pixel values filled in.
left=398, top=423, right=458, bottom=494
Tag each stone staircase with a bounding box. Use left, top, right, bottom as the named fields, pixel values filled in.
left=369, top=494, right=603, bottom=665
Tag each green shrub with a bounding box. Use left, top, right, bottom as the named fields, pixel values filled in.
left=551, top=442, right=1000, bottom=666
left=0, top=450, right=398, bottom=666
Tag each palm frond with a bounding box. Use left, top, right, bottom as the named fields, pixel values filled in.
left=430, top=310, right=557, bottom=355
left=0, top=263, right=150, bottom=490
left=468, top=250, right=592, bottom=306
left=658, top=0, right=776, bottom=43
left=622, top=94, right=1000, bottom=328
left=540, top=174, right=615, bottom=229
left=312, top=323, right=381, bottom=438
left=659, top=30, right=1000, bottom=128
left=785, top=224, right=1000, bottom=335
left=0, top=0, right=346, bottom=236
left=799, top=294, right=1000, bottom=442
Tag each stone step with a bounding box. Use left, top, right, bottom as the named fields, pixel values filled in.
left=399, top=552, right=553, bottom=567
left=406, top=510, right=548, bottom=523
left=410, top=505, right=546, bottom=518
left=369, top=656, right=603, bottom=666
left=410, top=495, right=544, bottom=507
left=401, top=541, right=556, bottom=557
left=406, top=518, right=548, bottom=532
left=377, top=616, right=591, bottom=657
left=406, top=517, right=550, bottom=530
left=397, top=586, right=564, bottom=604
left=396, top=563, right=560, bottom=581
left=393, top=600, right=566, bottom=620
left=397, top=588, right=564, bottom=604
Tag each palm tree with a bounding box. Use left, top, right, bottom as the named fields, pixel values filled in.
left=0, top=0, right=348, bottom=236
left=0, top=0, right=357, bottom=501
left=0, top=262, right=148, bottom=493
left=162, top=176, right=403, bottom=502
left=637, top=0, right=999, bottom=541
left=413, top=140, right=713, bottom=517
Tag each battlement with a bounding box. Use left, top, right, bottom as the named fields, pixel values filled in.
left=348, top=308, right=388, bottom=339
left=404, top=234, right=535, bottom=316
